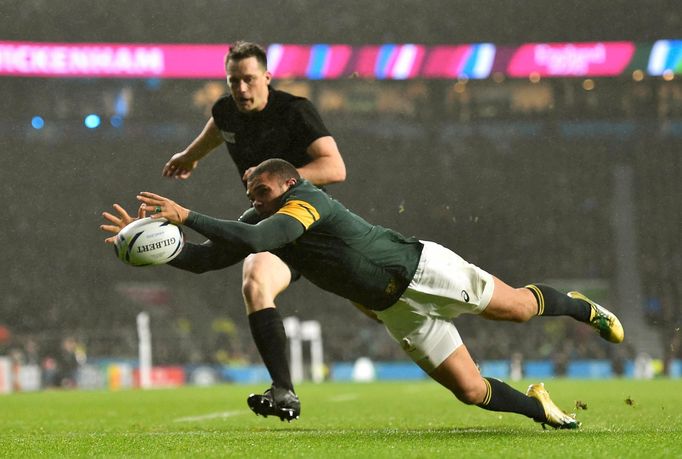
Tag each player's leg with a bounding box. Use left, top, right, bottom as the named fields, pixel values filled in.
left=242, top=251, right=292, bottom=314
left=483, top=278, right=623, bottom=343
left=428, top=344, right=571, bottom=427
left=479, top=277, right=537, bottom=322
left=242, top=252, right=300, bottom=421
left=243, top=251, right=293, bottom=390
left=376, top=302, right=578, bottom=429
left=374, top=241, right=578, bottom=428
left=526, top=284, right=624, bottom=343
left=427, top=344, right=491, bottom=405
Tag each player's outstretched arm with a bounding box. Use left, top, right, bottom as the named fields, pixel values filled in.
left=136, top=191, right=305, bottom=253
left=185, top=212, right=304, bottom=253
left=163, top=117, right=224, bottom=179
left=100, top=198, right=247, bottom=272
left=169, top=240, right=249, bottom=274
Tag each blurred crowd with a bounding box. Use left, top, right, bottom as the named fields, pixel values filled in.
left=1, top=66, right=681, bottom=375
left=1, top=333, right=86, bottom=388
left=3, top=0, right=681, bottom=45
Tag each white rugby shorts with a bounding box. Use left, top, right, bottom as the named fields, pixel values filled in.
left=375, top=240, right=495, bottom=373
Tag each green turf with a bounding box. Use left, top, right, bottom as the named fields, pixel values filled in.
left=0, top=379, right=679, bottom=458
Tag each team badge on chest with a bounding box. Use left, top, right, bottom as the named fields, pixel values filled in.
left=221, top=131, right=236, bottom=143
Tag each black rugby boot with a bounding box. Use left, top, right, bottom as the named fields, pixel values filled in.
left=247, top=385, right=300, bottom=422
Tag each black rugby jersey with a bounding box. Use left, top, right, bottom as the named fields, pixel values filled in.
left=211, top=88, right=331, bottom=180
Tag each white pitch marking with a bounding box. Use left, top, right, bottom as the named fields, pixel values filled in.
left=173, top=410, right=245, bottom=423
left=328, top=393, right=359, bottom=402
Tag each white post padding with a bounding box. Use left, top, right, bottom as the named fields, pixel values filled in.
left=0, top=357, right=12, bottom=394
left=283, top=316, right=304, bottom=384
left=284, top=316, right=324, bottom=383
left=301, top=320, right=324, bottom=383
left=137, top=312, right=152, bottom=389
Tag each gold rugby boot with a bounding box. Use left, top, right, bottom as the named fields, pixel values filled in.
left=527, top=382, right=580, bottom=430
left=568, top=291, right=624, bottom=343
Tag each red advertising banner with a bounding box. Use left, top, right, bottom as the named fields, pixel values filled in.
left=133, top=366, right=185, bottom=388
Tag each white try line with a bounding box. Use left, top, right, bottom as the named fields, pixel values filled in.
left=174, top=410, right=245, bottom=423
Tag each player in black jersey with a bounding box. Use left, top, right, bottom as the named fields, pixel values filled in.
left=103, top=159, right=624, bottom=428
left=159, top=42, right=346, bottom=417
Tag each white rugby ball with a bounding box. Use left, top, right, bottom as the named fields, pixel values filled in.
left=114, top=217, right=184, bottom=267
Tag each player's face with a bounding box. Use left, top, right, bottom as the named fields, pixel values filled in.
left=246, top=172, right=295, bottom=217
left=226, top=56, right=271, bottom=113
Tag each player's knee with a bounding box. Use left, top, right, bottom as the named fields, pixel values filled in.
left=509, top=308, right=534, bottom=323
left=241, top=254, right=291, bottom=312
left=508, top=289, right=536, bottom=322
left=241, top=273, right=268, bottom=303
left=454, top=384, right=486, bottom=405
left=518, top=303, right=537, bottom=322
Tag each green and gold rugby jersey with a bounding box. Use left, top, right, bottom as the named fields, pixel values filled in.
left=183, top=180, right=423, bottom=310
left=269, top=180, right=423, bottom=310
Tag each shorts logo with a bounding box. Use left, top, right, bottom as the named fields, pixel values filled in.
left=401, top=337, right=416, bottom=353
left=461, top=290, right=470, bottom=302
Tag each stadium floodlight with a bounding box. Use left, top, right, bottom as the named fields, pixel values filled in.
left=110, top=115, right=123, bottom=128
left=84, top=114, right=101, bottom=129
left=31, top=116, right=44, bottom=129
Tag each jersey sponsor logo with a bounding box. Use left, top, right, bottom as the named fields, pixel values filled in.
left=384, top=278, right=399, bottom=296
left=221, top=130, right=236, bottom=143
left=276, top=199, right=320, bottom=229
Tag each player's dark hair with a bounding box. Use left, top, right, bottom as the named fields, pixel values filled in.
left=225, top=41, right=267, bottom=69
left=248, top=159, right=300, bottom=184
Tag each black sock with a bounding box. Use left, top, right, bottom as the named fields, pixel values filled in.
left=477, top=377, right=545, bottom=421
left=248, top=308, right=293, bottom=391
left=526, top=284, right=591, bottom=322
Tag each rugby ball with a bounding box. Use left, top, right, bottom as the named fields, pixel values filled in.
left=114, top=217, right=184, bottom=267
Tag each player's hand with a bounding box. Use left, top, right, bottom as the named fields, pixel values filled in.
left=137, top=192, right=190, bottom=225
left=163, top=151, right=198, bottom=179
left=100, top=203, right=147, bottom=244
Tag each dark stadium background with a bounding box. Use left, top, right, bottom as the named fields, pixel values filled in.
left=1, top=0, right=680, bottom=384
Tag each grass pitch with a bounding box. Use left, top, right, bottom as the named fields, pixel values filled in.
left=1, top=379, right=680, bottom=458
